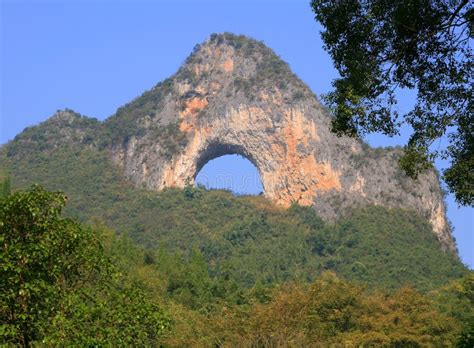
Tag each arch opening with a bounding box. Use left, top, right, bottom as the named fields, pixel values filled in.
left=194, top=142, right=259, bottom=177
left=195, top=154, right=264, bottom=196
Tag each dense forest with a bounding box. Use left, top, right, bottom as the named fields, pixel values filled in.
left=1, top=113, right=473, bottom=345
left=1, top=185, right=473, bottom=346
left=0, top=128, right=467, bottom=292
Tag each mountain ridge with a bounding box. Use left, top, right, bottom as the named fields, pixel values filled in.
left=0, top=32, right=456, bottom=253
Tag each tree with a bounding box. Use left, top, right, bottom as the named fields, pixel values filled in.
left=0, top=185, right=169, bottom=346
left=0, top=175, right=10, bottom=198
left=218, top=272, right=460, bottom=346
left=433, top=273, right=474, bottom=347
left=1, top=185, right=86, bottom=345
left=311, top=0, right=473, bottom=205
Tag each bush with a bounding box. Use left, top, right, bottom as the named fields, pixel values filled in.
left=0, top=186, right=170, bottom=346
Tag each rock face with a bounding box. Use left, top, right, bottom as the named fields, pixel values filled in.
left=98, top=33, right=453, bottom=251
left=7, top=34, right=448, bottom=251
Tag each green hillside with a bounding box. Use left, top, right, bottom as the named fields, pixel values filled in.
left=2, top=186, right=472, bottom=346
left=0, top=113, right=466, bottom=292
left=1, top=112, right=473, bottom=346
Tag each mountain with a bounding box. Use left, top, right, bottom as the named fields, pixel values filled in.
left=99, top=33, right=453, bottom=252
left=0, top=33, right=465, bottom=291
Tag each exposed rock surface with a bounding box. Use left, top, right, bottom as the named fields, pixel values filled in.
left=105, top=33, right=453, bottom=251
left=3, top=33, right=454, bottom=252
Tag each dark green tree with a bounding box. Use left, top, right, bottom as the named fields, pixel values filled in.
left=311, top=0, right=473, bottom=205
left=0, top=185, right=169, bottom=346
left=434, top=273, right=474, bottom=347
left=1, top=185, right=84, bottom=345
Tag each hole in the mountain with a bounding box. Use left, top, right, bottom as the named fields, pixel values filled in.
left=195, top=154, right=263, bottom=196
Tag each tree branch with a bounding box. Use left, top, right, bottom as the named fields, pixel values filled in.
left=446, top=0, right=469, bottom=29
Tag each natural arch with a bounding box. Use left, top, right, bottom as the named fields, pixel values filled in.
left=158, top=107, right=343, bottom=207
left=194, top=142, right=259, bottom=181
left=109, top=33, right=453, bottom=250
left=195, top=154, right=263, bottom=195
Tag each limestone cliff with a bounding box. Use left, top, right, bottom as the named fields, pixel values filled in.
left=103, top=33, right=453, bottom=251
left=2, top=33, right=454, bottom=252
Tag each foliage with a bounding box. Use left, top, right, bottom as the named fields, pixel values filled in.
left=152, top=269, right=468, bottom=346
left=0, top=175, right=10, bottom=198
left=0, top=180, right=470, bottom=346
left=85, top=227, right=470, bottom=347
left=216, top=272, right=460, bottom=346
left=432, top=273, right=474, bottom=347
left=150, top=121, right=188, bottom=159
left=98, top=77, right=188, bottom=156
left=5, top=110, right=101, bottom=159
left=311, top=0, right=473, bottom=205
left=111, top=188, right=467, bottom=291
left=1, top=138, right=466, bottom=292
left=102, top=77, right=175, bottom=146
left=207, top=32, right=309, bottom=100
left=319, top=206, right=466, bottom=289
left=1, top=27, right=471, bottom=344
left=0, top=186, right=169, bottom=346
left=0, top=118, right=469, bottom=344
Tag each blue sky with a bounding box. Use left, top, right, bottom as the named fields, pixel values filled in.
left=1, top=0, right=472, bottom=268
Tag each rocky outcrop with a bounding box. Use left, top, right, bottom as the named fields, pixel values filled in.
left=104, top=33, right=454, bottom=252
left=7, top=33, right=449, bottom=251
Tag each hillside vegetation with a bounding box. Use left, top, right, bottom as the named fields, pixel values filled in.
left=1, top=185, right=473, bottom=346
left=0, top=116, right=466, bottom=292
left=1, top=105, right=472, bottom=346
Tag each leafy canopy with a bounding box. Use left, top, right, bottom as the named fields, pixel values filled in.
left=0, top=185, right=471, bottom=346
left=311, top=0, right=473, bottom=205
left=0, top=132, right=466, bottom=291
left=0, top=185, right=169, bottom=346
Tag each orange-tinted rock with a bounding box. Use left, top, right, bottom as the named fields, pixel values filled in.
left=108, top=33, right=455, bottom=252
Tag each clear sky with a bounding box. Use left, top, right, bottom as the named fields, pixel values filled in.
left=1, top=0, right=472, bottom=268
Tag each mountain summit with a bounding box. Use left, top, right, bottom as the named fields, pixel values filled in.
left=1, top=33, right=455, bottom=252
